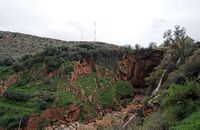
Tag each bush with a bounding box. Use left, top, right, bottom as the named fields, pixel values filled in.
left=114, top=80, right=133, bottom=100
left=162, top=79, right=200, bottom=121
left=37, top=93, right=55, bottom=110
left=64, top=66, right=73, bottom=75
left=42, top=78, right=57, bottom=92
left=44, top=56, right=65, bottom=73
left=79, top=102, right=98, bottom=122
left=169, top=110, right=200, bottom=130
left=133, top=110, right=172, bottom=130
left=15, top=75, right=32, bottom=86
left=3, top=57, right=15, bottom=66
left=0, top=59, right=3, bottom=66
left=3, top=89, right=33, bottom=101
left=13, top=62, right=25, bottom=72
left=99, top=87, right=118, bottom=109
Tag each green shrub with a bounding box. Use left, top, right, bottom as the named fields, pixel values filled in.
left=79, top=102, right=98, bottom=122
left=13, top=62, right=25, bottom=72
left=169, top=110, right=200, bottom=130
left=133, top=110, right=172, bottom=130
left=41, top=78, right=57, bottom=92
left=15, top=75, right=32, bottom=86
left=0, top=59, right=4, bottom=66
left=64, top=66, right=73, bottom=75
left=44, top=56, right=60, bottom=73
left=162, top=79, right=200, bottom=120
left=114, top=80, right=133, bottom=100
left=3, top=57, right=15, bottom=66
left=99, top=87, right=118, bottom=109
left=3, top=89, right=33, bottom=101
left=56, top=91, right=77, bottom=106
left=37, top=92, right=55, bottom=110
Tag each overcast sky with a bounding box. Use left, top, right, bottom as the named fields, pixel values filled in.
left=0, top=0, right=200, bottom=46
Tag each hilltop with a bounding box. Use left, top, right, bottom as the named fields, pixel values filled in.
left=0, top=31, right=119, bottom=58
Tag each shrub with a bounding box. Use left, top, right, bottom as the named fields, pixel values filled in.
left=3, top=57, right=15, bottom=66
left=162, top=79, right=200, bottom=121
left=13, top=62, right=25, bottom=72
left=15, top=75, right=32, bottom=86
left=37, top=93, right=55, bottom=110
left=3, top=89, right=33, bottom=101
left=169, top=110, right=200, bottom=130
left=133, top=110, right=172, bottom=130
left=40, top=92, right=55, bottom=102
left=77, top=43, right=95, bottom=50
left=64, top=66, right=73, bottom=75
left=79, top=102, right=98, bottom=122
left=114, top=80, right=133, bottom=100
left=0, top=59, right=3, bottom=66
left=42, top=78, right=57, bottom=92
left=44, top=56, right=65, bottom=73
left=99, top=87, right=118, bottom=109
left=56, top=91, right=77, bottom=106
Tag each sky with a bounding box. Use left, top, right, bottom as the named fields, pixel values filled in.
left=0, top=0, right=200, bottom=47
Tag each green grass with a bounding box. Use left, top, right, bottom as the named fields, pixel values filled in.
left=74, top=73, right=97, bottom=96
left=56, top=90, right=80, bottom=106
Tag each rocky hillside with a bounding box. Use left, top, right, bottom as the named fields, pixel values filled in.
left=0, top=30, right=200, bottom=130
left=0, top=31, right=165, bottom=130
left=0, top=31, right=118, bottom=58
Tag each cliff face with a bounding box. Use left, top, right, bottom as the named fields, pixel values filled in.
left=119, top=50, right=163, bottom=87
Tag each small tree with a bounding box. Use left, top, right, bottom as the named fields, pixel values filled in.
left=163, top=25, right=187, bottom=63
left=134, top=44, right=141, bottom=50
left=148, top=42, right=157, bottom=49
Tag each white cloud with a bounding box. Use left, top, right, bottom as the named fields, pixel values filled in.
left=0, top=0, right=200, bottom=47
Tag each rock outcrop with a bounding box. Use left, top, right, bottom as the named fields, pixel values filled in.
left=119, top=49, right=163, bottom=87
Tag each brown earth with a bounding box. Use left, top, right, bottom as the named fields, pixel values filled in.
left=119, top=50, right=163, bottom=87
left=69, top=60, right=92, bottom=85
left=26, top=104, right=80, bottom=129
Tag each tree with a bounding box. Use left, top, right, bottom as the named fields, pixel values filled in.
left=148, top=42, right=157, bottom=49
left=163, top=25, right=187, bottom=63
left=134, top=44, right=141, bottom=50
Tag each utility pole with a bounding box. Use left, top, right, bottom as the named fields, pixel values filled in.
left=81, top=30, right=83, bottom=41
left=94, top=22, right=96, bottom=42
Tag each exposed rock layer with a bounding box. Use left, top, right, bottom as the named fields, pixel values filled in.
left=119, top=50, right=163, bottom=87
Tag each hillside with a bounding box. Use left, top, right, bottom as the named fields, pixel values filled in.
left=0, top=30, right=200, bottom=130
left=0, top=31, right=119, bottom=59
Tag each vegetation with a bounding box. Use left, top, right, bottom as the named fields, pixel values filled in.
left=169, top=110, right=200, bottom=130
left=0, top=28, right=199, bottom=129
left=114, top=80, right=133, bottom=100
left=162, top=79, right=200, bottom=121
left=163, top=25, right=191, bottom=64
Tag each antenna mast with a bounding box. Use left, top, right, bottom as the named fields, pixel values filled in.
left=81, top=30, right=83, bottom=41
left=94, top=22, right=96, bottom=42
